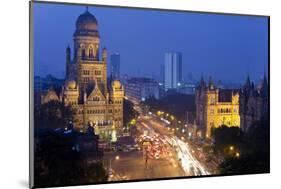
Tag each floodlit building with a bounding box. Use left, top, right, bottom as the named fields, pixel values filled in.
left=164, top=52, right=182, bottom=90
left=42, top=8, right=124, bottom=141
left=195, top=77, right=240, bottom=138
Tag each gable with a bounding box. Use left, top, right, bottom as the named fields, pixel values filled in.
left=87, top=84, right=106, bottom=102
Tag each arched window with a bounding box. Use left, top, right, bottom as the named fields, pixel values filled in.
left=82, top=49, right=86, bottom=59
left=89, top=47, right=93, bottom=58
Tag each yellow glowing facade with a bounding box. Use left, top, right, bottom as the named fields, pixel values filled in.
left=196, top=78, right=240, bottom=138
left=42, top=9, right=124, bottom=141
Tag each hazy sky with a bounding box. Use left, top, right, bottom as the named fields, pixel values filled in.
left=33, top=2, right=268, bottom=84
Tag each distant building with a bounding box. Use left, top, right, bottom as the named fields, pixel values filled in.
left=195, top=77, right=240, bottom=138
left=239, top=74, right=268, bottom=132
left=176, top=84, right=196, bottom=95
left=110, top=53, right=120, bottom=79
left=41, top=9, right=124, bottom=141
left=34, top=75, right=65, bottom=91
left=34, top=75, right=65, bottom=106
left=124, top=77, right=159, bottom=104
left=164, top=52, right=182, bottom=90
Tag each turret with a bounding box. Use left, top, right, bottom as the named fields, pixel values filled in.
left=208, top=76, right=215, bottom=90
left=102, top=48, right=107, bottom=62
left=66, top=45, right=71, bottom=63
left=66, top=45, right=71, bottom=79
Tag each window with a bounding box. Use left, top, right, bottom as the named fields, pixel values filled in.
left=93, top=96, right=100, bottom=101
left=210, top=109, right=214, bottom=114
left=89, top=48, right=93, bottom=58
left=83, top=70, right=90, bottom=75
left=83, top=77, right=89, bottom=82
left=82, top=49, right=86, bottom=59
left=210, top=97, right=215, bottom=105
left=95, top=70, right=102, bottom=75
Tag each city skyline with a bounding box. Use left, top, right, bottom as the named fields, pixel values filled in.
left=32, top=2, right=269, bottom=187
left=34, top=3, right=268, bottom=84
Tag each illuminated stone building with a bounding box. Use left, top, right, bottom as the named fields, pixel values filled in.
left=239, top=74, right=268, bottom=132
left=195, top=78, right=240, bottom=138
left=42, top=8, right=124, bottom=141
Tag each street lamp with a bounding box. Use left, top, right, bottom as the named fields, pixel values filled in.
left=235, top=152, right=240, bottom=158
left=115, top=155, right=120, bottom=160
left=230, top=146, right=234, bottom=151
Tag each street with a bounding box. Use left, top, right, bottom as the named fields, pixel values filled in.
left=103, top=150, right=185, bottom=181
left=103, top=111, right=211, bottom=181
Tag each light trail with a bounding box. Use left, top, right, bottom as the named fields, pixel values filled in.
left=141, top=118, right=210, bottom=176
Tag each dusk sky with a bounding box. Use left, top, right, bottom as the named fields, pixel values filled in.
left=33, top=2, right=268, bottom=84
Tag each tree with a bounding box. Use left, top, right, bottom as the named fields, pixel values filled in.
left=142, top=93, right=195, bottom=121
left=219, top=118, right=269, bottom=175
left=34, top=130, right=108, bottom=187
left=123, top=99, right=139, bottom=128
left=212, top=125, right=243, bottom=154
left=219, top=153, right=269, bottom=175
left=34, top=100, right=75, bottom=129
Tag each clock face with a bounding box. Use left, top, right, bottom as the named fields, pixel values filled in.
left=50, top=95, right=54, bottom=99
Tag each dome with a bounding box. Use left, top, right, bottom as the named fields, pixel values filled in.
left=76, top=9, right=98, bottom=30
left=67, top=80, right=76, bottom=89
left=112, top=80, right=121, bottom=89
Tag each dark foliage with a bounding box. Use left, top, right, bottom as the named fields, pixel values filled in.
left=142, top=93, right=195, bottom=120
left=34, top=100, right=75, bottom=129
left=218, top=114, right=269, bottom=174
left=123, top=99, right=139, bottom=126
left=212, top=125, right=243, bottom=153
left=220, top=152, right=269, bottom=175
left=34, top=130, right=108, bottom=187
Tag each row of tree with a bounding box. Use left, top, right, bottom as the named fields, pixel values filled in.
left=34, top=129, right=108, bottom=187
left=212, top=115, right=269, bottom=174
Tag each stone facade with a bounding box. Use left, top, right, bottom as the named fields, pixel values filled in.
left=239, top=74, right=268, bottom=132
left=42, top=9, right=124, bottom=141
left=195, top=78, right=240, bottom=138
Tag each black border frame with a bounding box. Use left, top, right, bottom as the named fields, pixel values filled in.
left=29, top=0, right=270, bottom=188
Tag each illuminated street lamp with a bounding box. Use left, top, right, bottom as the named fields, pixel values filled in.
left=235, top=152, right=240, bottom=158
left=157, top=111, right=161, bottom=116
left=115, top=155, right=120, bottom=160
left=230, top=146, right=234, bottom=151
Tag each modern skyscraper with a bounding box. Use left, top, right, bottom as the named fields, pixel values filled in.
left=110, top=53, right=120, bottom=79
left=164, top=52, right=182, bottom=90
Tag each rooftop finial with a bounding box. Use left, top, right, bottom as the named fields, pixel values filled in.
left=86, top=6, right=88, bottom=12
